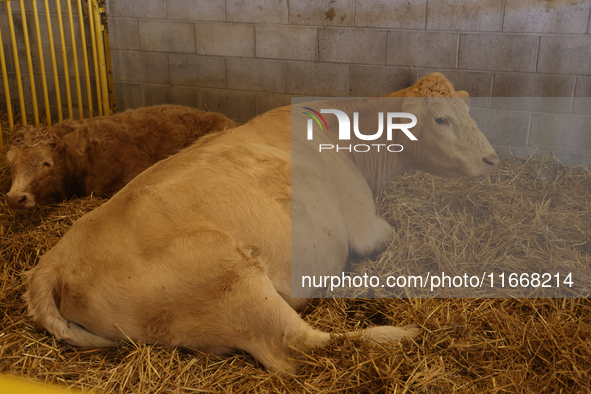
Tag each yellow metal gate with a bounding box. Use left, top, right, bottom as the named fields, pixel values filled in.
left=0, top=0, right=115, bottom=150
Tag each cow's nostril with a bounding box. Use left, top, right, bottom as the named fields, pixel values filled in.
left=482, top=154, right=500, bottom=167
left=18, top=195, right=28, bottom=204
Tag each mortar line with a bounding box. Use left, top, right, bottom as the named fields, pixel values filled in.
left=141, top=83, right=145, bottom=107
left=456, top=33, right=460, bottom=69
left=224, top=57, right=228, bottom=89
left=383, top=29, right=389, bottom=69
left=167, top=53, right=171, bottom=85
left=424, top=0, right=429, bottom=30
left=348, top=64, right=352, bottom=97
left=316, top=27, right=320, bottom=62
left=534, top=35, right=541, bottom=73
left=253, top=24, right=257, bottom=58
left=255, top=91, right=259, bottom=115
left=500, top=0, right=507, bottom=31
left=382, top=29, right=387, bottom=67
left=491, top=72, right=496, bottom=97
left=316, top=27, right=319, bottom=62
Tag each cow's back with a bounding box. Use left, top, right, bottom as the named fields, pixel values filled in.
left=82, top=105, right=239, bottom=160
left=55, top=111, right=292, bottom=299
left=45, top=104, right=366, bottom=304
left=58, top=105, right=239, bottom=197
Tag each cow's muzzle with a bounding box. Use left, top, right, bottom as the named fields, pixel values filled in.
left=482, top=153, right=500, bottom=169
left=5, top=192, right=36, bottom=212
left=470, top=153, right=500, bottom=181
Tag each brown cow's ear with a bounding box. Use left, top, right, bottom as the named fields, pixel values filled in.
left=456, top=90, right=471, bottom=106
left=8, top=124, right=27, bottom=140
left=5, top=149, right=15, bottom=164
left=7, top=124, right=32, bottom=145
left=61, top=130, right=88, bottom=156
left=10, top=124, right=26, bottom=134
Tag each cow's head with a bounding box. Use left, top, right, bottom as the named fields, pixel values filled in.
left=394, top=73, right=499, bottom=181
left=5, top=125, right=64, bottom=212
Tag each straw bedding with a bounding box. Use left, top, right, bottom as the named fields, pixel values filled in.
left=1, top=116, right=590, bottom=393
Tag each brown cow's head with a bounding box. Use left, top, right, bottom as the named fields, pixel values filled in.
left=5, top=124, right=66, bottom=212
left=395, top=73, right=499, bottom=181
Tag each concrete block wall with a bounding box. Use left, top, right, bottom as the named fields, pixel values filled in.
left=106, top=0, right=591, bottom=166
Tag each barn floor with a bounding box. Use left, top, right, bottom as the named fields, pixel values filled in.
left=1, top=120, right=591, bottom=392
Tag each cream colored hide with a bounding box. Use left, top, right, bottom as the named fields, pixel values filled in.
left=25, top=73, right=499, bottom=373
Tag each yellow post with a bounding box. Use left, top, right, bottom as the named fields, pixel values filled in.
left=66, top=0, right=83, bottom=118
left=5, top=1, right=27, bottom=125
left=18, top=0, right=40, bottom=126
left=77, top=0, right=93, bottom=118
left=0, top=25, right=7, bottom=150
left=31, top=0, right=51, bottom=125
left=1, top=0, right=114, bottom=133
left=55, top=0, right=73, bottom=119
left=87, top=1, right=103, bottom=116
left=92, top=0, right=110, bottom=116
left=0, top=24, right=14, bottom=133
left=99, top=0, right=116, bottom=114
left=43, top=0, right=63, bottom=121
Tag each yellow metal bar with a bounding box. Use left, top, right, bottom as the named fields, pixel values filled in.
left=0, top=24, right=14, bottom=133
left=6, top=1, right=27, bottom=125
left=66, top=0, right=83, bottom=118
left=92, top=0, right=110, bottom=116
left=0, top=26, right=7, bottom=150
left=44, top=0, right=63, bottom=121
left=98, top=0, right=116, bottom=113
left=77, top=0, right=93, bottom=117
left=55, top=0, right=73, bottom=119
left=31, top=0, right=51, bottom=125
left=87, top=1, right=102, bottom=116
left=18, top=0, right=40, bottom=126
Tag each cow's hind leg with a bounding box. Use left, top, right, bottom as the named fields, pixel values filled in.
left=217, top=261, right=419, bottom=373
left=348, top=214, right=394, bottom=257
left=208, top=263, right=330, bottom=373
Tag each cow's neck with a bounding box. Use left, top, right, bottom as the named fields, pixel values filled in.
left=307, top=97, right=418, bottom=195
left=56, top=147, right=88, bottom=198
left=344, top=129, right=415, bottom=195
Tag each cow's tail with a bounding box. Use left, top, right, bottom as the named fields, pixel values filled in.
left=24, top=263, right=116, bottom=348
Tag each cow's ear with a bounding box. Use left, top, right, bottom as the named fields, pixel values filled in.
left=8, top=124, right=28, bottom=141
left=456, top=90, right=471, bottom=106
left=10, top=124, right=26, bottom=134
left=5, top=149, right=15, bottom=164
left=401, top=97, right=424, bottom=123
left=61, top=130, right=88, bottom=156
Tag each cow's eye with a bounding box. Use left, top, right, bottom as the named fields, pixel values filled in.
left=435, top=117, right=447, bottom=125
left=42, top=162, right=51, bottom=169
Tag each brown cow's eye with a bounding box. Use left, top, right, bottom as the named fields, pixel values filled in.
left=435, top=117, right=447, bottom=125
left=42, top=162, right=51, bottom=169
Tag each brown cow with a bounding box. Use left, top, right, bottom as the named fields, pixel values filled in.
left=25, top=73, right=499, bottom=373
left=5, top=105, right=240, bottom=212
